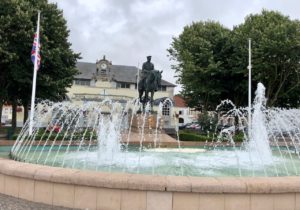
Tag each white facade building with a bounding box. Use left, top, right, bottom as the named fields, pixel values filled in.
left=67, top=56, right=176, bottom=102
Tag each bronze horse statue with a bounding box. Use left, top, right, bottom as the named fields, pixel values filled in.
left=138, top=70, right=162, bottom=110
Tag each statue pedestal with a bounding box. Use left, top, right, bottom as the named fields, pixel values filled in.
left=130, top=113, right=165, bottom=134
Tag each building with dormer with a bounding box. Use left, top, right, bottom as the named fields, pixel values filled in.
left=67, top=56, right=176, bottom=102
left=1, top=56, right=177, bottom=128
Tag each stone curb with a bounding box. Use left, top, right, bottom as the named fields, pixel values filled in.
left=0, top=158, right=300, bottom=194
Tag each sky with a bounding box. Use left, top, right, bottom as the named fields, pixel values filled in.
left=49, top=0, right=300, bottom=93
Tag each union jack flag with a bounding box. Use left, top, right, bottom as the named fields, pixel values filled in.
left=31, top=33, right=41, bottom=70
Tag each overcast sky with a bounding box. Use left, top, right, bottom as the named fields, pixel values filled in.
left=49, top=0, right=300, bottom=93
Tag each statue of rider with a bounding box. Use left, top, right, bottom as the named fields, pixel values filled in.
left=140, top=55, right=154, bottom=84
left=138, top=55, right=162, bottom=112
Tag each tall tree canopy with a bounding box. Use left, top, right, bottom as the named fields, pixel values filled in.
left=0, top=0, right=80, bottom=127
left=168, top=21, right=232, bottom=110
left=232, top=10, right=300, bottom=107
left=168, top=10, right=300, bottom=110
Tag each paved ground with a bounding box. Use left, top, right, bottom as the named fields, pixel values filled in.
left=0, top=194, right=80, bottom=210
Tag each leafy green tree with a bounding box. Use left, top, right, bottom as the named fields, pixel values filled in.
left=231, top=10, right=300, bottom=107
left=198, top=111, right=217, bottom=134
left=169, top=10, right=300, bottom=109
left=0, top=0, right=80, bottom=128
left=0, top=0, right=34, bottom=127
left=168, top=21, right=234, bottom=110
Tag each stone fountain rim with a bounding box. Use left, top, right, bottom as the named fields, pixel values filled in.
left=1, top=158, right=300, bottom=194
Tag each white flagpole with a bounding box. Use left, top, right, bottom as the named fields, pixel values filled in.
left=248, top=38, right=252, bottom=139
left=29, top=11, right=41, bottom=135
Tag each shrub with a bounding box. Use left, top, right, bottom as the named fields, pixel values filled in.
left=12, top=129, right=97, bottom=141
left=179, top=132, right=213, bottom=141
left=233, top=132, right=245, bottom=142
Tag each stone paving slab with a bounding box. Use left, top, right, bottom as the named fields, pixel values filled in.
left=0, top=193, right=81, bottom=210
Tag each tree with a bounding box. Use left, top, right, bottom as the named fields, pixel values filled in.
left=168, top=10, right=300, bottom=109
left=0, top=0, right=80, bottom=129
left=0, top=0, right=34, bottom=127
left=168, top=21, right=233, bottom=110
left=231, top=10, right=300, bottom=107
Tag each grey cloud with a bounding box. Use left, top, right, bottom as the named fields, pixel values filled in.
left=49, top=0, right=300, bottom=93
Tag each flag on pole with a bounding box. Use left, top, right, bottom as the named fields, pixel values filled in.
left=31, top=32, right=41, bottom=70
left=29, top=10, right=41, bottom=135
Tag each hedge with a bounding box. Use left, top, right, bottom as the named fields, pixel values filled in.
left=179, top=131, right=245, bottom=142
left=179, top=132, right=213, bottom=141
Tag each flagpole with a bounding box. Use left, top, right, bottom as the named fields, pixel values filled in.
left=29, top=11, right=41, bottom=135
left=248, top=38, right=252, bottom=139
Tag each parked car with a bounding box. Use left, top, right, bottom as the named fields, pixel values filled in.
left=217, top=124, right=247, bottom=133
left=221, top=126, right=235, bottom=135
left=186, top=122, right=201, bottom=130
left=217, top=124, right=232, bottom=132
left=178, top=123, right=192, bottom=130
left=47, top=124, right=61, bottom=133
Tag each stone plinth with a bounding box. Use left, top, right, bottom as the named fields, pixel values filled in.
left=130, top=113, right=164, bottom=134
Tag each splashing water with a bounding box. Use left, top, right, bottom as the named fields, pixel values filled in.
left=247, top=83, right=273, bottom=164
left=10, top=84, right=300, bottom=177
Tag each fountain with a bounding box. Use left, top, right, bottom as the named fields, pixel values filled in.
left=3, top=83, right=300, bottom=209
left=9, top=83, right=300, bottom=177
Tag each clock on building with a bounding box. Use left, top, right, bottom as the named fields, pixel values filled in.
left=96, top=56, right=111, bottom=81
left=101, top=63, right=107, bottom=70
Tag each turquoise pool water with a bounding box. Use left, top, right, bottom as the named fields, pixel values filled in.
left=9, top=145, right=300, bottom=177
left=0, top=146, right=12, bottom=158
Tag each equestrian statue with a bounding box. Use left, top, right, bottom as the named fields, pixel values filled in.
left=138, top=55, right=162, bottom=111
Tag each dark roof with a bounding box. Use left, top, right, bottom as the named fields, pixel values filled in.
left=75, top=61, right=176, bottom=87
left=111, top=65, right=139, bottom=83
left=75, top=62, right=95, bottom=79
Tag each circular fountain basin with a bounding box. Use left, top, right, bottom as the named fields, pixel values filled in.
left=8, top=86, right=300, bottom=209
left=1, top=158, right=300, bottom=210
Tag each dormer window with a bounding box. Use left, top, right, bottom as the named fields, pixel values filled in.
left=117, top=82, right=130, bottom=89
left=74, top=79, right=90, bottom=86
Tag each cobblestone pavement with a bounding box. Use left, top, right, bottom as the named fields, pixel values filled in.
left=0, top=193, right=81, bottom=210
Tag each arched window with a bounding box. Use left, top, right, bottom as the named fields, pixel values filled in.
left=162, top=101, right=171, bottom=116
left=179, top=118, right=184, bottom=123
